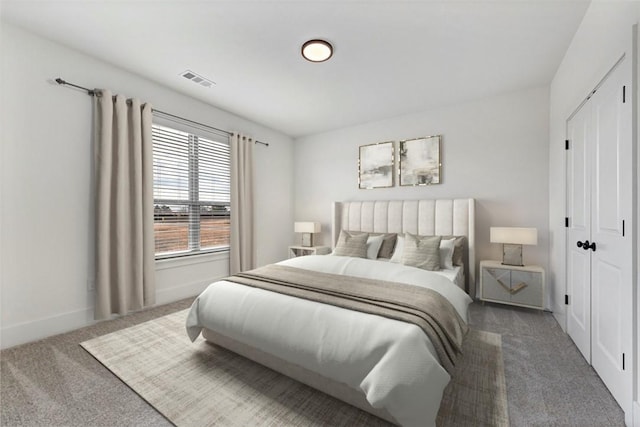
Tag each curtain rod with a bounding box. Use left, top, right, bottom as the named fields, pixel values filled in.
left=55, top=78, right=269, bottom=147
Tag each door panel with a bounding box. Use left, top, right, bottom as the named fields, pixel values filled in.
left=593, top=84, right=623, bottom=233
left=569, top=118, right=589, bottom=232
left=592, top=259, right=622, bottom=366
left=567, top=247, right=591, bottom=359
left=589, top=58, right=632, bottom=413
left=566, top=99, right=591, bottom=362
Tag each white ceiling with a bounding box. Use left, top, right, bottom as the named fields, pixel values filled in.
left=1, top=0, right=590, bottom=138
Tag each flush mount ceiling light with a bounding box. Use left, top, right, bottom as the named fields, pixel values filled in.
left=301, top=39, right=333, bottom=62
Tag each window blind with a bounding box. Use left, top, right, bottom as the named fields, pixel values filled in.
left=152, top=124, right=230, bottom=258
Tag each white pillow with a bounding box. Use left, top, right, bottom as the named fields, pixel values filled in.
left=366, top=234, right=385, bottom=260
left=439, top=238, right=455, bottom=270
left=389, top=235, right=405, bottom=263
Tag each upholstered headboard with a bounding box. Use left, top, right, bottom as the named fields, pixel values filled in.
left=332, top=199, right=475, bottom=295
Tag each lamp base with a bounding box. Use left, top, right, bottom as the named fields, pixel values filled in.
left=502, top=244, right=524, bottom=266
left=301, top=233, right=313, bottom=247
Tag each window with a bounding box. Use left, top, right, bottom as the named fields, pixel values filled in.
left=152, top=124, right=230, bottom=258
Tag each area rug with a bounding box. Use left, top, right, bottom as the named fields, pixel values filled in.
left=81, top=309, right=508, bottom=427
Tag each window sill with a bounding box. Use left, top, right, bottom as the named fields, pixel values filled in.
left=155, top=250, right=229, bottom=271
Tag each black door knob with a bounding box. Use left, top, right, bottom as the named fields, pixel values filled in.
left=577, top=240, right=596, bottom=251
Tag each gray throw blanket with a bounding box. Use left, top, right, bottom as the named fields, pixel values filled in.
left=226, top=264, right=468, bottom=375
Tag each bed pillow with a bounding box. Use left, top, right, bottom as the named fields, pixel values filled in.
left=333, top=230, right=369, bottom=258
left=376, top=233, right=398, bottom=259
left=389, top=235, right=405, bottom=263
left=441, top=235, right=466, bottom=266
left=366, top=234, right=385, bottom=260
left=402, top=233, right=442, bottom=271
left=439, top=238, right=456, bottom=270
left=391, top=234, right=459, bottom=268
left=345, top=231, right=397, bottom=259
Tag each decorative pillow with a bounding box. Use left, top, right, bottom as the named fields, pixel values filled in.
left=439, top=238, right=456, bottom=270
left=377, top=233, right=398, bottom=259
left=345, top=231, right=397, bottom=259
left=441, top=235, right=466, bottom=266
left=389, top=235, right=405, bottom=263
left=333, top=230, right=369, bottom=258
left=402, top=233, right=442, bottom=271
left=366, top=234, right=385, bottom=260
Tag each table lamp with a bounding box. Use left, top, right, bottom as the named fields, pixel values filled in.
left=294, top=222, right=321, bottom=247
left=490, top=227, right=537, bottom=266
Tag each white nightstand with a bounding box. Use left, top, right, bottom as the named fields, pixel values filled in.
left=288, top=245, right=331, bottom=258
left=479, top=260, right=545, bottom=310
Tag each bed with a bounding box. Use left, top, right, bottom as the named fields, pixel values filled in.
left=186, top=198, right=475, bottom=427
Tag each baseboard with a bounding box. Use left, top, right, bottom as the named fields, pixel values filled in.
left=1, top=277, right=221, bottom=350
left=1, top=306, right=95, bottom=350
left=552, top=309, right=566, bottom=333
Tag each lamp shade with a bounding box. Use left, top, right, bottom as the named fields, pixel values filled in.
left=490, top=227, right=537, bottom=245
left=294, top=222, right=321, bottom=233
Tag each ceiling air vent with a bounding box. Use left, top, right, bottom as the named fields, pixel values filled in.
left=180, top=70, right=215, bottom=88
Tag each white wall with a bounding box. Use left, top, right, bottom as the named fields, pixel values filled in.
left=293, top=86, right=550, bottom=301
left=548, top=3, right=640, bottom=424
left=0, top=23, right=294, bottom=349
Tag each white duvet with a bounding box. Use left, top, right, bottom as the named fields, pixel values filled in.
left=186, top=255, right=473, bottom=427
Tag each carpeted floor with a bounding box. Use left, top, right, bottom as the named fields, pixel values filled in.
left=469, top=302, right=625, bottom=427
left=0, top=299, right=192, bottom=427
left=0, top=299, right=626, bottom=426
left=80, top=310, right=507, bottom=427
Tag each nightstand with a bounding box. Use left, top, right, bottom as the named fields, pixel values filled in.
left=288, top=245, right=331, bottom=258
left=479, top=260, right=545, bottom=310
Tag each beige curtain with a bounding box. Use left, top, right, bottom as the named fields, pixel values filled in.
left=230, top=133, right=256, bottom=275
left=94, top=90, right=155, bottom=320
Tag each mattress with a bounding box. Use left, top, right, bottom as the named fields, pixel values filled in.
left=186, top=255, right=472, bottom=427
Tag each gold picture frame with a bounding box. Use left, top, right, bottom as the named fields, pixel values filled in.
left=399, top=135, right=441, bottom=186
left=358, top=141, right=394, bottom=189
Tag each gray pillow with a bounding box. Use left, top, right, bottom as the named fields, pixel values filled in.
left=345, top=231, right=397, bottom=259
left=402, top=233, right=442, bottom=271
left=377, top=233, right=398, bottom=259
left=441, top=235, right=466, bottom=266
left=333, top=230, right=369, bottom=258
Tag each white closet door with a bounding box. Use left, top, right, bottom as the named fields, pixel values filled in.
left=589, top=58, right=632, bottom=414
left=566, top=100, right=592, bottom=363
left=566, top=56, right=632, bottom=415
